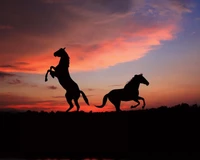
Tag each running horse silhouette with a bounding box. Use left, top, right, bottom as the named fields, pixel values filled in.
left=45, top=47, right=89, bottom=112
left=95, top=74, right=149, bottom=112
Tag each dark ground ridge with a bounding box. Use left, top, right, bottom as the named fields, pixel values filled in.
left=1, top=103, right=200, bottom=159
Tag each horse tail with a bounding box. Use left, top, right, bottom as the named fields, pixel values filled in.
left=95, top=94, right=109, bottom=108
left=80, top=90, right=90, bottom=105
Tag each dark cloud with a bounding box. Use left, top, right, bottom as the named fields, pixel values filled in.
left=86, top=88, right=95, bottom=91
left=52, top=96, right=64, bottom=98
left=0, top=92, right=69, bottom=112
left=30, top=84, right=38, bottom=88
left=0, top=93, right=60, bottom=107
left=0, top=71, right=16, bottom=78
left=0, top=64, right=16, bottom=68
left=0, top=0, right=73, bottom=35
left=109, top=84, right=123, bottom=87
left=7, top=79, right=21, bottom=85
left=0, top=108, right=19, bottom=112
left=15, top=62, right=30, bottom=65
left=90, top=0, right=133, bottom=14
left=0, top=0, right=84, bottom=58
left=0, top=63, right=36, bottom=71
left=42, top=0, right=133, bottom=13
left=47, top=85, right=57, bottom=90
left=83, top=44, right=101, bottom=53
left=0, top=0, right=194, bottom=73
left=21, top=83, right=39, bottom=88
left=62, top=0, right=133, bottom=14
left=0, top=0, right=135, bottom=57
left=0, top=93, right=38, bottom=106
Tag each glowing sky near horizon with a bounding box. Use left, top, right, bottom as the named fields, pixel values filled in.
left=0, top=0, right=200, bottom=112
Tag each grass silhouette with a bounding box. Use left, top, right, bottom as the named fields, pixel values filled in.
left=1, top=103, right=200, bottom=159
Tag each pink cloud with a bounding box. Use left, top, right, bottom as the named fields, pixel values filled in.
left=0, top=0, right=193, bottom=74
left=0, top=23, right=178, bottom=74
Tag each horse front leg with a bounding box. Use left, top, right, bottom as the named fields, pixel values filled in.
left=45, top=66, right=56, bottom=82
left=131, top=99, right=140, bottom=109
left=50, top=70, right=56, bottom=78
left=138, top=96, right=145, bottom=109
left=50, top=66, right=56, bottom=71
left=45, top=69, right=50, bottom=82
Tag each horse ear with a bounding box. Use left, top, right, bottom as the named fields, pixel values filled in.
left=63, top=47, right=66, bottom=50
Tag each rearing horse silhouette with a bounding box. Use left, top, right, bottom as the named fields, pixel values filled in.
left=45, top=47, right=89, bottom=112
left=95, top=74, right=149, bottom=112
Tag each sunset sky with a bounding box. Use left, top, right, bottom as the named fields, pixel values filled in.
left=0, top=0, right=200, bottom=112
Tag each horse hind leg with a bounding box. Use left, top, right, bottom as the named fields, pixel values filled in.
left=109, top=97, right=121, bottom=112
left=131, top=96, right=145, bottom=109
left=65, top=93, right=74, bottom=112
left=74, top=98, right=80, bottom=112
left=131, top=99, right=140, bottom=109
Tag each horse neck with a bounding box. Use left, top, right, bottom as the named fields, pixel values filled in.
left=56, top=57, right=71, bottom=79
left=56, top=67, right=73, bottom=83
left=64, top=68, right=71, bottom=78
left=58, top=56, right=69, bottom=68
left=124, top=79, right=140, bottom=90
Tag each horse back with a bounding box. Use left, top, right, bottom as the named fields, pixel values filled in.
left=109, top=88, right=139, bottom=101
left=108, top=89, right=123, bottom=96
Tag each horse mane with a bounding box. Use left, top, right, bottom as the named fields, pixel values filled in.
left=62, top=49, right=70, bottom=67
left=124, top=74, right=139, bottom=89
left=125, top=75, right=136, bottom=85
left=66, top=54, right=70, bottom=67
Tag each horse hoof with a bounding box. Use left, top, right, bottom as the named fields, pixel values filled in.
left=131, top=106, right=136, bottom=108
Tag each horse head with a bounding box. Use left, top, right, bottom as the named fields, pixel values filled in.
left=54, top=47, right=70, bottom=68
left=136, top=74, right=149, bottom=86
left=54, top=47, right=69, bottom=58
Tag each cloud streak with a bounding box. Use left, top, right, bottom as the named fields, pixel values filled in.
left=0, top=93, right=66, bottom=111
left=108, top=84, right=123, bottom=87
left=47, top=85, right=57, bottom=90
left=7, top=78, right=21, bottom=85
left=0, top=71, right=16, bottom=79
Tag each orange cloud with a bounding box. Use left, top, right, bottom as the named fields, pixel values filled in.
left=0, top=0, right=193, bottom=74
left=0, top=23, right=178, bottom=74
